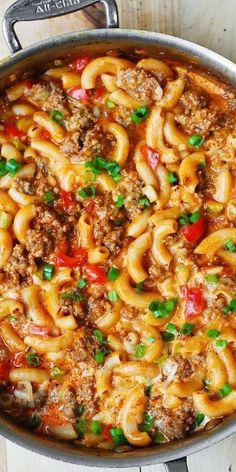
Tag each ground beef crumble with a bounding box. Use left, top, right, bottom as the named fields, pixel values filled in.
left=25, top=81, right=67, bottom=113
left=148, top=398, right=195, bottom=441
left=3, top=244, right=34, bottom=286
left=116, top=67, right=163, bottom=103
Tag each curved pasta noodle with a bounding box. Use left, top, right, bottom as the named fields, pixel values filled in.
left=115, top=270, right=163, bottom=308
left=109, top=89, right=145, bottom=108
left=127, top=232, right=152, bottom=283
left=159, top=78, right=185, bottom=109
left=0, top=190, right=19, bottom=215
left=152, top=219, right=177, bottom=266
left=214, top=169, right=232, bottom=204
left=163, top=112, right=189, bottom=149
left=127, top=208, right=153, bottom=238
left=121, top=384, right=151, bottom=446
left=22, top=285, right=57, bottom=334
left=114, top=361, right=159, bottom=378
left=0, top=229, right=13, bottom=269
left=193, top=390, right=236, bottom=417
left=1, top=143, right=23, bottom=162
left=215, top=345, right=236, bottom=387
left=81, top=57, right=133, bottom=89
left=88, top=246, right=109, bottom=264
left=121, top=319, right=163, bottom=362
left=33, top=111, right=65, bottom=144
left=195, top=228, right=236, bottom=256
left=78, top=213, right=94, bottom=249
left=101, top=73, right=117, bottom=92
left=136, top=58, right=173, bottom=78
left=0, top=321, right=26, bottom=352
left=0, top=299, right=24, bottom=321
left=179, top=151, right=205, bottom=193
left=24, top=330, right=73, bottom=353
left=146, top=106, right=179, bottom=163
left=103, top=123, right=129, bottom=165
left=134, top=142, right=159, bottom=189
left=96, top=352, right=123, bottom=397
left=13, top=204, right=37, bottom=245
left=155, top=164, right=171, bottom=209
left=8, top=187, right=40, bottom=206
left=9, top=368, right=49, bottom=383
left=96, top=299, right=122, bottom=332
left=206, top=350, right=227, bottom=391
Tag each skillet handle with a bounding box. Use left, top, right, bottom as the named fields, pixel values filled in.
left=2, top=0, right=119, bottom=53
left=164, top=457, right=189, bottom=472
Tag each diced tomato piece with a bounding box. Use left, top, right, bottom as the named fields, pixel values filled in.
left=184, top=287, right=206, bottom=318
left=60, top=190, right=75, bottom=210
left=39, top=129, right=50, bottom=140
left=57, top=239, right=69, bottom=254
left=5, top=123, right=25, bottom=139
left=55, top=247, right=88, bottom=268
left=24, top=79, right=34, bottom=89
left=83, top=263, right=108, bottom=284
left=94, top=86, right=106, bottom=102
left=68, top=87, right=90, bottom=101
left=12, top=352, right=27, bottom=368
left=41, top=404, right=69, bottom=427
left=103, top=424, right=113, bottom=441
left=86, top=200, right=95, bottom=215
left=71, top=56, right=91, bottom=72
left=182, top=217, right=205, bottom=243
left=29, top=324, right=51, bottom=335
left=0, top=360, right=10, bottom=380
left=140, top=144, right=160, bottom=171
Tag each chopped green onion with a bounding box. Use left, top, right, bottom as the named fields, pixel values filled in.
left=222, top=305, right=231, bottom=315
left=79, top=186, right=96, bottom=198
left=206, top=274, right=219, bottom=284
left=145, top=385, right=152, bottom=397
left=0, top=210, right=12, bottom=229
left=152, top=432, right=168, bottom=444
left=106, top=99, right=116, bottom=109
left=60, top=292, right=85, bottom=301
left=115, top=194, right=125, bottom=208
left=181, top=322, right=194, bottom=335
left=91, top=420, right=102, bottom=435
left=106, top=161, right=121, bottom=180
left=93, top=329, right=107, bottom=345
left=215, top=339, right=228, bottom=348
left=179, top=214, right=190, bottom=226
left=94, top=349, right=106, bottom=363
left=138, top=197, right=151, bottom=208
left=44, top=190, right=56, bottom=204
left=166, top=323, right=178, bottom=336
left=189, top=211, right=200, bottom=223
left=107, top=267, right=120, bottom=281
left=162, top=332, right=175, bottom=342
left=196, top=413, right=205, bottom=426
left=198, top=161, right=206, bottom=170
left=149, top=299, right=178, bottom=319
left=165, top=298, right=178, bottom=312
left=107, top=290, right=119, bottom=302
left=113, top=218, right=126, bottom=227
left=168, top=172, right=179, bottom=185
left=6, top=159, right=22, bottom=177
left=148, top=336, right=156, bottom=343
left=188, top=134, right=204, bottom=148
left=76, top=419, right=88, bottom=434
left=75, top=404, right=85, bottom=417
left=8, top=315, right=18, bottom=323
left=230, top=299, right=236, bottom=311
left=131, top=105, right=149, bottom=124
left=26, top=352, right=40, bottom=367
left=140, top=413, right=155, bottom=432
left=0, top=161, right=7, bottom=177
left=50, top=367, right=65, bottom=378
left=134, top=344, right=146, bottom=358
left=50, top=109, right=64, bottom=125
left=207, top=329, right=220, bottom=338
left=225, top=240, right=236, bottom=252
left=136, top=281, right=144, bottom=294
left=42, top=263, right=54, bottom=281
left=26, top=414, right=41, bottom=430
left=77, top=278, right=87, bottom=289
left=110, top=427, right=127, bottom=446
left=219, top=384, right=232, bottom=397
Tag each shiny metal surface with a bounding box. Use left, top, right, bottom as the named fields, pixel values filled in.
left=0, top=1, right=236, bottom=469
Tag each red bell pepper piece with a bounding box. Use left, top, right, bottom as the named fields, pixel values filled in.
left=68, top=87, right=90, bottom=101
left=83, top=263, right=108, bottom=284
left=86, top=200, right=95, bottom=215
left=182, top=217, right=205, bottom=243
left=94, top=86, right=106, bottom=102
left=103, top=424, right=113, bottom=441
left=60, top=190, right=75, bottom=210
left=12, top=352, right=27, bottom=368
left=182, top=286, right=206, bottom=318
left=5, top=124, right=25, bottom=139
left=71, top=55, right=91, bottom=72
left=140, top=144, right=160, bottom=171
left=0, top=360, right=10, bottom=380
left=29, top=324, right=51, bottom=336
left=39, top=129, right=51, bottom=140
left=55, top=247, right=88, bottom=268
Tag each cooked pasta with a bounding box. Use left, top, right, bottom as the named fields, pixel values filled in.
left=0, top=51, right=235, bottom=451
